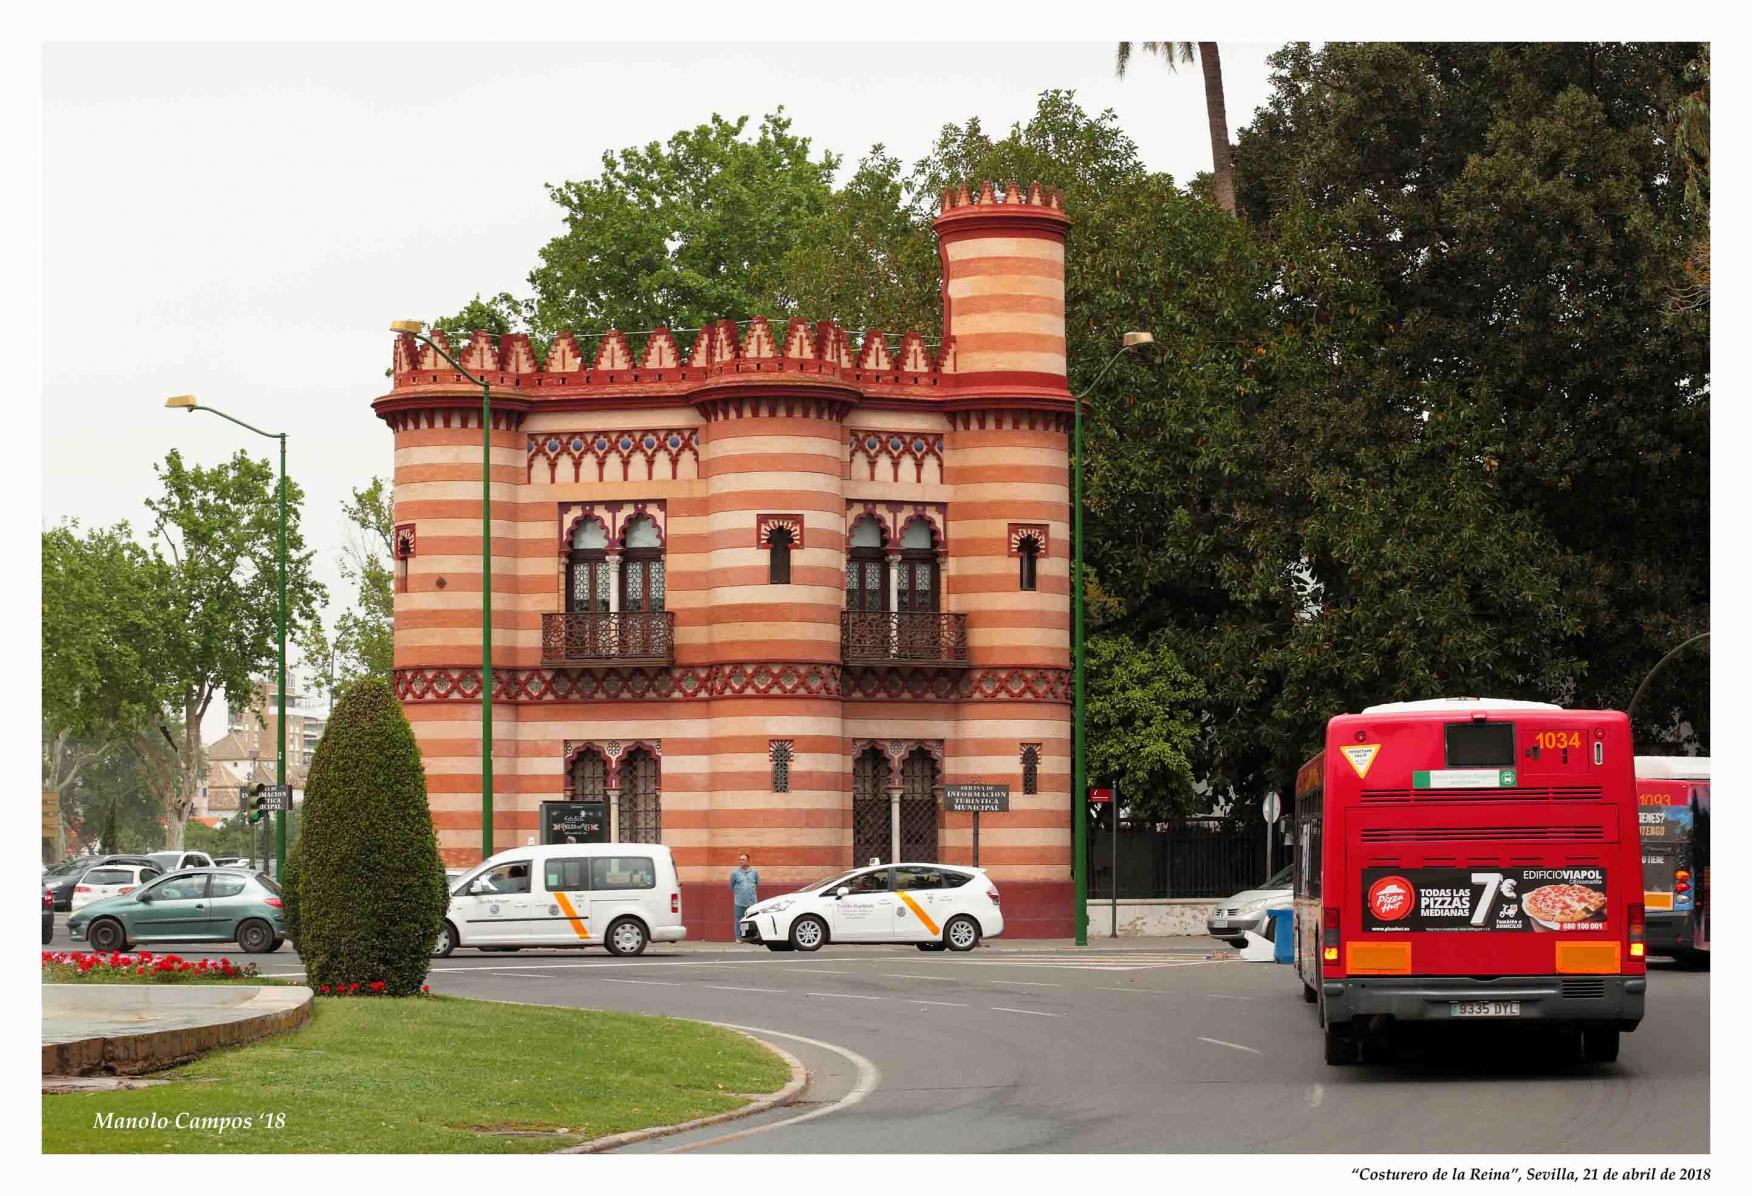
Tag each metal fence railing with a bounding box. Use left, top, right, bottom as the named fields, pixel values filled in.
left=1087, top=816, right=1264, bottom=899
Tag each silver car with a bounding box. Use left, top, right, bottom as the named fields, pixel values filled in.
left=1206, top=863, right=1293, bottom=945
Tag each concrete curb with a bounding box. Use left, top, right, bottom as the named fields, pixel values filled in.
left=42, top=985, right=313, bottom=1077
left=558, top=1031, right=809, bottom=1154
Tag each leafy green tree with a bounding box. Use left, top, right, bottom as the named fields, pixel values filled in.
left=41, top=521, right=170, bottom=859
left=289, top=679, right=447, bottom=995
left=528, top=111, right=838, bottom=336
left=304, top=477, right=395, bottom=700
left=1085, top=634, right=1204, bottom=817
left=1232, top=43, right=1709, bottom=759
left=65, top=743, right=165, bottom=855
left=144, top=449, right=325, bottom=847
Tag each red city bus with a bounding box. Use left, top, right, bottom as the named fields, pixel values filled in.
left=1635, top=755, right=1710, bottom=965
left=1293, top=698, right=1645, bottom=1065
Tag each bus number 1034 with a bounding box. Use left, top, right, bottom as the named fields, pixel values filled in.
left=1533, top=730, right=1583, bottom=750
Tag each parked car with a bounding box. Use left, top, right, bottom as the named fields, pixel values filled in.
left=434, top=844, right=687, bottom=958
left=1205, top=863, right=1293, bottom=946
left=146, top=850, right=216, bottom=873
left=739, top=862, right=1003, bottom=953
left=67, top=867, right=286, bottom=954
left=212, top=857, right=251, bottom=868
left=43, top=855, right=158, bottom=912
left=69, top=863, right=162, bottom=912
left=42, top=888, right=55, bottom=945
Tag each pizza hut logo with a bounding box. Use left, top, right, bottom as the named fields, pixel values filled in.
left=1368, top=875, right=1415, bottom=921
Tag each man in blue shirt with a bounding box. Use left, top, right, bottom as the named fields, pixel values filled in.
left=729, top=853, right=759, bottom=942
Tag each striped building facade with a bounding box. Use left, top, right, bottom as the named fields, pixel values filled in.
left=374, top=181, right=1077, bottom=937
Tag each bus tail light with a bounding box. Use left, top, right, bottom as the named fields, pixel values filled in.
left=1629, top=902, right=1645, bottom=959
left=671, top=892, right=680, bottom=914
left=1322, top=906, right=1340, bottom=964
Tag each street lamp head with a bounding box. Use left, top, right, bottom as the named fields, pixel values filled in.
left=1121, top=331, right=1154, bottom=348
left=164, top=394, right=198, bottom=411
left=389, top=320, right=424, bottom=334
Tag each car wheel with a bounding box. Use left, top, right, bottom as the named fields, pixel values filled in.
left=917, top=942, right=947, bottom=952
left=1676, top=949, right=1710, bottom=970
left=1581, top=1027, right=1620, bottom=1063
left=87, top=918, right=126, bottom=953
left=1323, top=1026, right=1357, bottom=1065
left=944, top=915, right=980, bottom=952
left=606, top=917, right=649, bottom=957
left=789, top=915, right=827, bottom=952
left=236, top=918, right=276, bottom=954
left=764, top=943, right=794, bottom=952
left=433, top=921, right=458, bottom=958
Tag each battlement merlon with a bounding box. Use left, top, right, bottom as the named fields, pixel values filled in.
left=374, top=180, right=1073, bottom=421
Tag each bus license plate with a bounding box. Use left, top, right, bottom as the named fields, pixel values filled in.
left=1450, top=1000, right=1520, bottom=1018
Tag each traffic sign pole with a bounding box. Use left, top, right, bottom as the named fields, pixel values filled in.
left=1111, top=779, right=1119, bottom=939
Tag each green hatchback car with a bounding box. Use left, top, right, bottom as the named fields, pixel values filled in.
left=67, top=868, right=286, bottom=955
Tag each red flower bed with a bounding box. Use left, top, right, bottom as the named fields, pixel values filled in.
left=316, top=980, right=433, bottom=997
left=41, top=949, right=258, bottom=980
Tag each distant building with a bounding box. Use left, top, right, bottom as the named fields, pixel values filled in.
left=199, top=677, right=325, bottom=820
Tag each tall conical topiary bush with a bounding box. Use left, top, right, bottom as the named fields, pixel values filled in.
left=290, top=678, right=447, bottom=995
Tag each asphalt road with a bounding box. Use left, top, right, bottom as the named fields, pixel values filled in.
left=46, top=919, right=1709, bottom=1153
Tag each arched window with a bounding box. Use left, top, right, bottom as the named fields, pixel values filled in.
left=617, top=747, right=661, bottom=843
left=1021, top=744, right=1041, bottom=795
left=620, top=515, right=664, bottom=613
left=1016, top=533, right=1042, bottom=592
left=767, top=526, right=794, bottom=585
left=567, top=519, right=610, bottom=613
left=896, top=519, right=939, bottom=615
left=770, top=740, right=793, bottom=793
left=846, top=515, right=887, bottom=613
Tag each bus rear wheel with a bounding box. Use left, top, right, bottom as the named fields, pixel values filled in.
left=1323, top=1026, right=1357, bottom=1065
left=1581, top=1027, right=1620, bottom=1063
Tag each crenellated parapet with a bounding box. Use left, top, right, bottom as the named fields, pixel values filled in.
left=374, top=180, right=1074, bottom=428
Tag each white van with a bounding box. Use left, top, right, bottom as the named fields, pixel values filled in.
left=433, top=843, right=686, bottom=958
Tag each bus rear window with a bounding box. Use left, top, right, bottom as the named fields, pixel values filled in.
left=1445, top=722, right=1515, bottom=767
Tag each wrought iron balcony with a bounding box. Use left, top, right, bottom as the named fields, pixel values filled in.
left=841, top=611, right=969, bottom=666
left=541, top=612, right=675, bottom=665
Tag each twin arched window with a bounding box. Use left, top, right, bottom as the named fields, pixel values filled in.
left=566, top=515, right=664, bottom=613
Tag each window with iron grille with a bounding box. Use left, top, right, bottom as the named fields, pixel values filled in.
left=770, top=740, right=793, bottom=793
left=1021, top=743, right=1041, bottom=795
left=617, top=748, right=661, bottom=843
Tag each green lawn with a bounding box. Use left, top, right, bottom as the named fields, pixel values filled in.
left=43, top=995, right=790, bottom=1153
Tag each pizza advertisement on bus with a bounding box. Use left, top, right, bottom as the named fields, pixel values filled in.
left=1361, top=866, right=1608, bottom=933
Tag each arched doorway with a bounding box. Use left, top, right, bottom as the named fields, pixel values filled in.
left=851, top=746, right=890, bottom=866
left=899, top=747, right=940, bottom=861
left=846, top=515, right=888, bottom=613
left=618, top=748, right=660, bottom=843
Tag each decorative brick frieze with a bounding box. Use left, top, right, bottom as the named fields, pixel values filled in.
left=395, top=663, right=1069, bottom=704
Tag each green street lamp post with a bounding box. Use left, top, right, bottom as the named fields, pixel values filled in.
left=390, top=322, right=495, bottom=863
left=1071, top=331, right=1154, bottom=946
left=164, top=395, right=290, bottom=880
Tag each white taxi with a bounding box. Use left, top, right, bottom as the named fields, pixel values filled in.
left=70, top=863, right=161, bottom=912
left=434, top=843, right=687, bottom=958
left=739, top=862, right=1002, bottom=952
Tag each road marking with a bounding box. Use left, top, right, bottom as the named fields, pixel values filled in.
left=1197, top=1036, right=1262, bottom=1055
left=806, top=991, right=883, bottom=1000
left=1307, top=1084, right=1326, bottom=1108
left=908, top=999, right=969, bottom=1007
left=789, top=966, right=862, bottom=974
left=664, top=1025, right=880, bottom=1153
left=883, top=972, right=961, bottom=981
left=706, top=985, right=784, bottom=994
left=990, top=1006, right=1059, bottom=1017
left=599, top=978, right=680, bottom=987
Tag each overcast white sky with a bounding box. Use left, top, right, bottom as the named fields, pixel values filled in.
left=41, top=38, right=1285, bottom=734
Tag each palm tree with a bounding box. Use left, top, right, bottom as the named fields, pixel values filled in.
left=1115, top=41, right=1235, bottom=214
